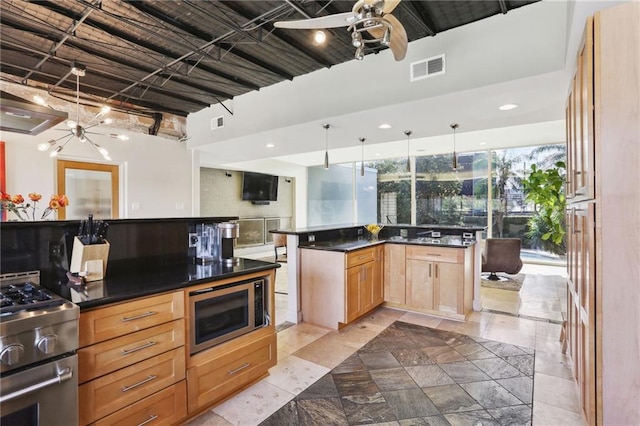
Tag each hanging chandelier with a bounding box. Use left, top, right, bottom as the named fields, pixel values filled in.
left=36, top=62, right=128, bottom=160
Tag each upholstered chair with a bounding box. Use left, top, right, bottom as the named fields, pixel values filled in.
left=273, top=233, right=287, bottom=263
left=481, top=238, right=523, bottom=280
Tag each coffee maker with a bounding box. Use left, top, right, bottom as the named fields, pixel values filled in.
left=194, top=222, right=239, bottom=265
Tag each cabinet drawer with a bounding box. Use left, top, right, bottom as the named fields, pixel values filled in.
left=79, top=319, right=185, bottom=383
left=187, top=332, right=276, bottom=413
left=80, top=291, right=184, bottom=347
left=346, top=247, right=376, bottom=268
left=94, top=380, right=187, bottom=426
left=406, top=246, right=463, bottom=263
left=79, top=347, right=185, bottom=425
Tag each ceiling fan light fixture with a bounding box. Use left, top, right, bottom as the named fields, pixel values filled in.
left=313, top=30, right=326, bottom=45
left=381, top=28, right=391, bottom=46
left=355, top=45, right=365, bottom=60
left=351, top=31, right=362, bottom=48
left=33, top=95, right=47, bottom=106
left=117, top=134, right=130, bottom=141
left=100, top=105, right=111, bottom=115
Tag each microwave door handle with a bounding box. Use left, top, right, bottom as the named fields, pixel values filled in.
left=190, top=287, right=215, bottom=296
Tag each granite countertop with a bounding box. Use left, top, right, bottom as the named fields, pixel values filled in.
left=42, top=258, right=279, bottom=310
left=273, top=223, right=486, bottom=235
left=299, top=235, right=477, bottom=252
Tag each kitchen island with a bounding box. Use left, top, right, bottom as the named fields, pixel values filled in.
left=272, top=224, right=485, bottom=327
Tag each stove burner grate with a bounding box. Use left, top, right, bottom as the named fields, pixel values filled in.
left=0, top=281, right=64, bottom=314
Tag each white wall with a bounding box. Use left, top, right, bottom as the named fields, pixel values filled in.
left=1, top=126, right=193, bottom=219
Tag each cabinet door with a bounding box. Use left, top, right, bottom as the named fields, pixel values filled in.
left=405, top=259, right=434, bottom=310
left=345, top=266, right=363, bottom=323
left=361, top=261, right=377, bottom=314
left=574, top=17, right=595, bottom=201
left=384, top=245, right=406, bottom=304
left=371, top=246, right=384, bottom=307
left=435, top=262, right=464, bottom=314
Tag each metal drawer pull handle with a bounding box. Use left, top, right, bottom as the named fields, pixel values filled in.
left=122, top=341, right=157, bottom=356
left=427, top=253, right=441, bottom=256
left=228, top=363, right=250, bottom=375
left=0, top=367, right=73, bottom=403
left=122, top=375, right=157, bottom=392
left=137, top=414, right=159, bottom=426
left=121, top=311, right=157, bottom=322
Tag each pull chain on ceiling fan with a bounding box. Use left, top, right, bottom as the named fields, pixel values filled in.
left=37, top=63, right=128, bottom=160
left=274, top=0, right=407, bottom=61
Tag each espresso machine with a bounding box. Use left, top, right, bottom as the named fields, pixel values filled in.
left=195, top=222, right=240, bottom=265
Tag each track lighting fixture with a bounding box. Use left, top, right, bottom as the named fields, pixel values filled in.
left=404, top=130, right=412, bottom=172
left=323, top=123, right=331, bottom=169
left=450, top=123, right=459, bottom=170
left=360, top=137, right=366, bottom=177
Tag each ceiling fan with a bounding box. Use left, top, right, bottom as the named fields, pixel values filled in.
left=274, top=0, right=407, bottom=61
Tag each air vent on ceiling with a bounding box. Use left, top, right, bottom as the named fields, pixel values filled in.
left=211, top=116, right=224, bottom=130
left=410, top=54, right=445, bottom=82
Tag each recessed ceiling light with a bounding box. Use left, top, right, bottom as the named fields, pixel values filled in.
left=498, top=103, right=519, bottom=111
left=416, top=149, right=425, bottom=152
left=480, top=142, right=487, bottom=146
left=266, top=143, right=275, bottom=148
left=375, top=153, right=381, bottom=156
left=378, top=124, right=392, bottom=129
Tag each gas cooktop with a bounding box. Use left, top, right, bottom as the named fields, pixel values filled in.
left=0, top=281, right=64, bottom=314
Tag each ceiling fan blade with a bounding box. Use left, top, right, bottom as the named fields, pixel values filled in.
left=384, top=14, right=408, bottom=61
left=274, top=12, right=357, bottom=29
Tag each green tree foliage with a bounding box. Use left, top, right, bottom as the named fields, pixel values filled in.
left=521, top=161, right=566, bottom=252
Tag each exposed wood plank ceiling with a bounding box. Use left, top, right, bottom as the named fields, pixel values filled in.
left=0, top=0, right=538, bottom=121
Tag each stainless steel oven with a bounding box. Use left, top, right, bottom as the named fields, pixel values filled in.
left=1, top=354, right=78, bottom=425
left=189, top=278, right=268, bottom=354
left=0, top=271, right=79, bottom=426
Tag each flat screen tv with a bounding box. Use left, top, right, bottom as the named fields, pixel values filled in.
left=242, top=172, right=278, bottom=201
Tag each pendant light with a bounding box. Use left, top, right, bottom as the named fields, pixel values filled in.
left=359, top=137, right=366, bottom=176
left=450, top=123, right=459, bottom=170
left=323, top=123, right=331, bottom=169
left=404, top=130, right=412, bottom=172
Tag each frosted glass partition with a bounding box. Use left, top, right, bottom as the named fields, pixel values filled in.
left=64, top=168, right=112, bottom=219
left=356, top=166, right=378, bottom=224
left=307, top=164, right=354, bottom=226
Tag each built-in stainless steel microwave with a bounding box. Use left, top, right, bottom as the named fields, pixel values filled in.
left=189, top=278, right=268, bottom=354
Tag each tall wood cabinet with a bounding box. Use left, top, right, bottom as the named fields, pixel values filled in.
left=565, top=3, right=640, bottom=425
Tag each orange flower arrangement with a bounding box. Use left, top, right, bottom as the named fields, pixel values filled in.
left=1, top=191, right=69, bottom=221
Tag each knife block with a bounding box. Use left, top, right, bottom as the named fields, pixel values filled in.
left=70, top=237, right=110, bottom=282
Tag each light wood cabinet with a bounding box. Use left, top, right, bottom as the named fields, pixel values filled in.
left=565, top=4, right=640, bottom=424
left=384, top=244, right=473, bottom=321
left=187, top=331, right=276, bottom=414
left=300, top=245, right=384, bottom=329
left=94, top=381, right=187, bottom=426
left=79, top=347, right=186, bottom=425
left=79, top=291, right=184, bottom=347
left=78, top=291, right=186, bottom=425
left=384, top=244, right=406, bottom=304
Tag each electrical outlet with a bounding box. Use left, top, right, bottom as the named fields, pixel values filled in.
left=357, top=228, right=363, bottom=235
left=49, top=242, right=62, bottom=261
left=400, top=229, right=408, bottom=238
left=308, top=234, right=315, bottom=242
left=188, top=233, right=198, bottom=248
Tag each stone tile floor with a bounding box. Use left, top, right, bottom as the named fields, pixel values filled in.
left=187, top=264, right=584, bottom=426
left=261, top=321, right=534, bottom=426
